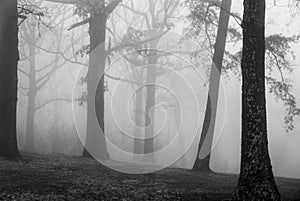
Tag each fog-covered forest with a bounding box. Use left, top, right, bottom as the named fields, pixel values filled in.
left=0, top=0, right=300, bottom=200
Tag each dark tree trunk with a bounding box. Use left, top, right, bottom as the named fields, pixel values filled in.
left=232, top=0, right=281, bottom=200
left=0, top=0, right=20, bottom=157
left=193, top=0, right=231, bottom=172
left=83, top=11, right=109, bottom=160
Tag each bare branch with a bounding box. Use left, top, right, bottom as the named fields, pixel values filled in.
left=106, top=0, right=123, bottom=15
left=107, top=28, right=170, bottom=55
left=122, top=54, right=145, bottom=66
left=18, top=68, right=30, bottom=77
left=35, top=59, right=57, bottom=73
left=45, top=0, right=77, bottom=4
left=68, top=18, right=90, bottom=31
left=35, top=98, right=72, bottom=111
left=203, top=0, right=242, bottom=26
left=36, top=60, right=66, bottom=90
left=34, top=44, right=87, bottom=66
left=105, top=73, right=142, bottom=85
left=119, top=3, right=147, bottom=16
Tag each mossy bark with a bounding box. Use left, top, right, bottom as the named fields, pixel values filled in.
left=232, top=0, right=281, bottom=200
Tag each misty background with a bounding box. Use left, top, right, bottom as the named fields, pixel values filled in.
left=16, top=0, right=300, bottom=178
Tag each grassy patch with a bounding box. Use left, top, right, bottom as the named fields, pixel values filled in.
left=0, top=153, right=299, bottom=201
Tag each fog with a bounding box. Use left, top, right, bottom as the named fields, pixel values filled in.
left=16, top=0, right=300, bottom=177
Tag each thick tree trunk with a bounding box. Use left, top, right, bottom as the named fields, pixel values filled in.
left=193, top=0, right=231, bottom=172
left=232, top=0, right=281, bottom=200
left=83, top=11, right=109, bottom=159
left=0, top=0, right=20, bottom=157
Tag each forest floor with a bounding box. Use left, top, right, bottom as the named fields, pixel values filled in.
left=0, top=153, right=299, bottom=201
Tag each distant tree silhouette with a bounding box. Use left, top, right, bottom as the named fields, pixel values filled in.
left=19, top=7, right=72, bottom=151
left=191, top=0, right=232, bottom=172
left=46, top=0, right=122, bottom=159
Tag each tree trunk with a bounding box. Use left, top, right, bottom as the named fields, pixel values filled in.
left=133, top=87, right=143, bottom=154
left=193, top=0, right=231, bottom=172
left=0, top=0, right=20, bottom=157
left=24, top=90, right=36, bottom=151
left=83, top=11, right=109, bottom=160
left=143, top=48, right=158, bottom=161
left=24, top=23, right=37, bottom=152
left=232, top=0, right=281, bottom=200
left=170, top=74, right=186, bottom=167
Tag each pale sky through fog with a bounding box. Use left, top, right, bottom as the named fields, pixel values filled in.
left=14, top=0, right=300, bottom=178
left=3, top=0, right=300, bottom=199
left=210, top=0, right=300, bottom=178
left=142, top=0, right=300, bottom=177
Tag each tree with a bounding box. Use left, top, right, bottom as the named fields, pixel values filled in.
left=116, top=1, right=164, bottom=160
left=232, top=0, right=281, bottom=200
left=19, top=5, right=73, bottom=151
left=0, top=0, right=20, bottom=157
left=113, top=0, right=180, bottom=159
left=187, top=0, right=300, bottom=172
left=82, top=0, right=121, bottom=159
left=140, top=0, right=179, bottom=161
left=46, top=0, right=122, bottom=159
left=192, top=0, right=232, bottom=172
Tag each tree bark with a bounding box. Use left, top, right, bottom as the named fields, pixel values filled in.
left=143, top=35, right=159, bottom=161
left=45, top=0, right=122, bottom=159
left=24, top=20, right=37, bottom=152
left=0, top=0, right=20, bottom=157
left=143, top=54, right=158, bottom=160
left=170, top=73, right=186, bottom=167
left=24, top=90, right=36, bottom=151
left=142, top=1, right=161, bottom=161
left=133, top=87, right=143, bottom=154
left=193, top=0, right=232, bottom=172
left=232, top=0, right=281, bottom=200
left=83, top=10, right=109, bottom=160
